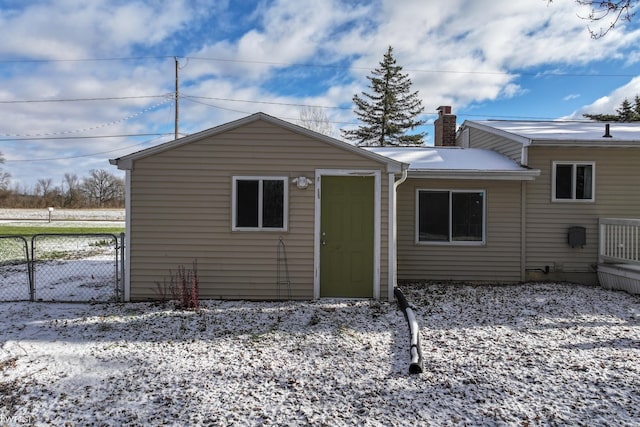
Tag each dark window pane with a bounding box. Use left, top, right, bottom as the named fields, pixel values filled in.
left=236, top=180, right=259, bottom=227
left=419, top=191, right=449, bottom=241
left=555, top=164, right=573, bottom=199
left=262, top=180, right=284, bottom=228
left=576, top=165, right=593, bottom=199
left=452, top=192, right=483, bottom=241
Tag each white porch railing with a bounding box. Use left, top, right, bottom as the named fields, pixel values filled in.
left=599, top=218, right=640, bottom=265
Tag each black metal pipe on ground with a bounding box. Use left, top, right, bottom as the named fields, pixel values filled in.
left=394, top=287, right=424, bottom=374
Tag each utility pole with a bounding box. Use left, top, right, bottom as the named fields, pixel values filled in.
left=174, top=57, right=179, bottom=140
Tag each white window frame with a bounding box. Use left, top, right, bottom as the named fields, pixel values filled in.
left=551, top=161, right=596, bottom=203
left=232, top=176, right=288, bottom=231
left=415, top=188, right=486, bottom=246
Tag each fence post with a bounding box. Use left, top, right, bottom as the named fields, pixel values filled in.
left=598, top=219, right=605, bottom=265
left=30, top=236, right=36, bottom=301
left=27, top=237, right=34, bottom=302
left=119, top=232, right=126, bottom=302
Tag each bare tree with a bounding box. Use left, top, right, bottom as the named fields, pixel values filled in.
left=0, top=151, right=10, bottom=191
left=299, top=106, right=335, bottom=137
left=549, top=0, right=638, bottom=38
left=35, top=178, right=64, bottom=207
left=81, top=169, right=124, bottom=207
left=35, top=178, right=53, bottom=199
left=63, top=173, right=82, bottom=207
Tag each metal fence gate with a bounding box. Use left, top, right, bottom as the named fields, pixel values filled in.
left=0, top=233, right=124, bottom=302
left=0, top=236, right=31, bottom=301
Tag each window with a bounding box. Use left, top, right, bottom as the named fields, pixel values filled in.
left=417, top=189, right=485, bottom=244
left=552, top=162, right=595, bottom=202
left=233, top=177, right=288, bottom=231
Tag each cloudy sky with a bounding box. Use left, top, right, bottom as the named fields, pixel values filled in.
left=1, top=0, right=640, bottom=189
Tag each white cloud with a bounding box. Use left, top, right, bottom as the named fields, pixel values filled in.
left=567, top=76, right=640, bottom=118
left=1, top=0, right=640, bottom=187
left=0, top=1, right=195, bottom=59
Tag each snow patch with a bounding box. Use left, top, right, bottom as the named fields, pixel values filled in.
left=1, top=283, right=640, bottom=425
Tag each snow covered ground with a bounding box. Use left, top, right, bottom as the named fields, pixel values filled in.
left=1, top=282, right=640, bottom=426
left=0, top=209, right=124, bottom=222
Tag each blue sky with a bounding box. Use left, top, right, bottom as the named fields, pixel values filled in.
left=1, top=0, right=640, bottom=189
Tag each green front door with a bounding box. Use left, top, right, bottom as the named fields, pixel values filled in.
left=320, top=176, right=374, bottom=298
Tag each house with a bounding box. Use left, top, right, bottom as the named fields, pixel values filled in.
left=373, top=107, right=640, bottom=287
left=111, top=109, right=640, bottom=301
left=456, top=116, right=640, bottom=287
left=110, top=113, right=406, bottom=301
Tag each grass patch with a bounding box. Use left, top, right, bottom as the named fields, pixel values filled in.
left=0, top=226, right=124, bottom=237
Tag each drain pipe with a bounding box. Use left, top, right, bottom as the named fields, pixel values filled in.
left=389, top=166, right=408, bottom=301
left=394, top=287, right=424, bottom=374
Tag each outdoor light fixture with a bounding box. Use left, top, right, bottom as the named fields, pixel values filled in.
left=292, top=176, right=312, bottom=189
left=47, top=206, right=54, bottom=223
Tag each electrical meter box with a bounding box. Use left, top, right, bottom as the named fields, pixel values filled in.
left=568, top=226, right=586, bottom=248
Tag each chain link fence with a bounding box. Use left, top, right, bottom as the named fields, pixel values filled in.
left=0, top=233, right=124, bottom=303
left=0, top=236, right=32, bottom=301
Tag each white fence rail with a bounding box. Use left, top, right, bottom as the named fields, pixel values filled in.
left=599, top=218, right=640, bottom=265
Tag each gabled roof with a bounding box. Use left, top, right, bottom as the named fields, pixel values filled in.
left=365, top=146, right=539, bottom=181
left=462, top=120, right=640, bottom=147
left=110, top=112, right=407, bottom=173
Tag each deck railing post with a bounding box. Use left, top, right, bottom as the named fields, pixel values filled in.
left=599, top=218, right=640, bottom=265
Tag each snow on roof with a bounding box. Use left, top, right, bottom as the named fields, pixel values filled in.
left=468, top=120, right=640, bottom=144
left=364, top=146, right=538, bottom=180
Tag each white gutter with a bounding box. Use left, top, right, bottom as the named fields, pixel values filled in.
left=407, top=169, right=540, bottom=181
left=389, top=167, right=408, bottom=301
left=123, top=170, right=131, bottom=302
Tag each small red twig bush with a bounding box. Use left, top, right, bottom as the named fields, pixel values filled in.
left=153, top=261, right=199, bottom=310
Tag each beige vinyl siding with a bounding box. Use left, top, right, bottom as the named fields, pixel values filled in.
left=465, top=127, right=524, bottom=163
left=525, top=146, right=640, bottom=277
left=396, top=178, right=523, bottom=282
left=128, top=119, right=390, bottom=300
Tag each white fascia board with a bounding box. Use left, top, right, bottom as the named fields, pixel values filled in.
left=407, top=169, right=540, bottom=181
left=111, top=158, right=133, bottom=170
left=530, top=139, right=640, bottom=147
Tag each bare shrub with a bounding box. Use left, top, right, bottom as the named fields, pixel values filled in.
left=153, top=260, right=199, bottom=310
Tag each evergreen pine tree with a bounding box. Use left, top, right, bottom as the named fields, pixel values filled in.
left=342, top=46, right=425, bottom=146
left=617, top=98, right=635, bottom=121
left=582, top=112, right=621, bottom=121
left=583, top=95, right=640, bottom=122
left=634, top=95, right=640, bottom=120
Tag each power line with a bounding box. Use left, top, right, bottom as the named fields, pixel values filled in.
left=1, top=98, right=174, bottom=138
left=181, top=96, right=566, bottom=124
left=183, top=94, right=351, bottom=110
left=1, top=54, right=637, bottom=78
left=0, top=94, right=170, bottom=104
left=181, top=97, right=361, bottom=125
left=184, top=56, right=640, bottom=77
left=6, top=135, right=173, bottom=162
left=0, top=133, right=169, bottom=142
left=180, top=97, right=253, bottom=115
left=0, top=56, right=174, bottom=64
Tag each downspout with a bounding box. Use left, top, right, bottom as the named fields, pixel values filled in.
left=520, top=144, right=529, bottom=282
left=520, top=180, right=527, bottom=282
left=123, top=170, right=132, bottom=302
left=389, top=167, right=408, bottom=301
left=395, top=287, right=424, bottom=374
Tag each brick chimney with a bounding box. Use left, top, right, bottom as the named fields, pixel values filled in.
left=434, top=106, right=457, bottom=146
